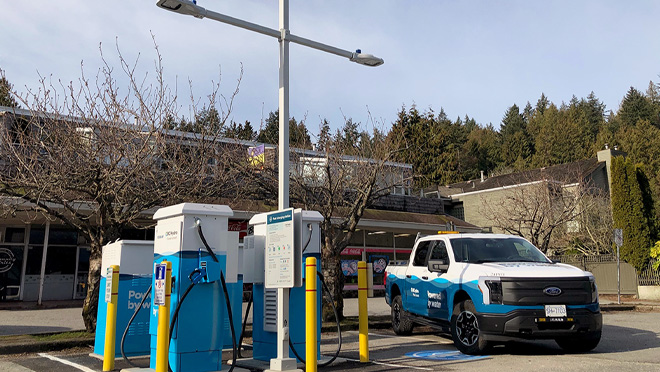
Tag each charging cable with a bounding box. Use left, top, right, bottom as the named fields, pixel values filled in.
left=120, top=285, right=152, bottom=367
left=195, top=219, right=237, bottom=372
left=287, top=270, right=342, bottom=367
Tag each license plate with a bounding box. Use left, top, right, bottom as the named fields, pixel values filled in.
left=545, top=304, right=567, bottom=317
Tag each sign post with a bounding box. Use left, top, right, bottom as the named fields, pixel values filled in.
left=103, top=265, right=119, bottom=371
left=614, top=228, right=623, bottom=305
left=155, top=261, right=172, bottom=372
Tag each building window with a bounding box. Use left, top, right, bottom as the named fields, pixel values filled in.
left=447, top=204, right=465, bottom=221
left=4, top=228, right=25, bottom=243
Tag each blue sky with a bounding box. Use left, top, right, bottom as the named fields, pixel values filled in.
left=2, top=1, right=660, bottom=139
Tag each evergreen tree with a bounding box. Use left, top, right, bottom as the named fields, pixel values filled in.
left=0, top=70, right=19, bottom=108
left=257, top=111, right=279, bottom=144
left=334, top=119, right=361, bottom=155
left=618, top=87, right=656, bottom=128
left=611, top=156, right=654, bottom=272
left=499, top=104, right=533, bottom=169
left=256, top=110, right=311, bottom=149
left=224, top=120, right=256, bottom=141
left=290, top=117, right=312, bottom=149
left=535, top=93, right=549, bottom=115
left=316, top=119, right=331, bottom=152
left=461, top=124, right=500, bottom=180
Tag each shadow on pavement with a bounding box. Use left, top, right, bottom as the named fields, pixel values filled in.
left=485, top=323, right=660, bottom=356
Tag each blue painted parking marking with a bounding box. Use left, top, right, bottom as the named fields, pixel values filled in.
left=405, top=350, right=489, bottom=361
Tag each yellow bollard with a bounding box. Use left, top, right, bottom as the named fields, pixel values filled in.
left=155, top=260, right=172, bottom=372
left=103, top=265, right=119, bottom=371
left=306, top=257, right=318, bottom=372
left=358, top=261, right=369, bottom=362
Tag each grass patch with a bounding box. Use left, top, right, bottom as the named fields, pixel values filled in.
left=31, top=331, right=93, bottom=341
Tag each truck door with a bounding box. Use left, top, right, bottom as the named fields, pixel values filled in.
left=425, top=240, right=451, bottom=321
left=405, top=241, right=431, bottom=316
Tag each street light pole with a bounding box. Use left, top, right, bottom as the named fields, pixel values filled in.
left=156, top=1, right=383, bottom=370
left=279, top=0, right=290, bottom=211
left=275, top=1, right=294, bottom=370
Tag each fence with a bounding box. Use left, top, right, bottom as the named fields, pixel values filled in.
left=639, top=258, right=660, bottom=286
left=548, top=254, right=641, bottom=295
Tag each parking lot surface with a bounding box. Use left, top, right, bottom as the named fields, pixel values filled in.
left=1, top=311, right=659, bottom=372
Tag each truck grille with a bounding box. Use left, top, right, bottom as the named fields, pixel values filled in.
left=501, top=277, right=592, bottom=306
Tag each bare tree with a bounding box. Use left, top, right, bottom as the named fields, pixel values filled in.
left=480, top=170, right=609, bottom=254
left=553, top=192, right=614, bottom=255
left=0, top=43, right=246, bottom=331
left=286, top=124, right=407, bottom=320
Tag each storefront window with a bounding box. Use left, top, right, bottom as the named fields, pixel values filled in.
left=4, top=228, right=26, bottom=243
left=25, top=246, right=43, bottom=275
left=29, top=229, right=45, bottom=245
left=48, top=229, right=77, bottom=245
left=45, top=246, right=76, bottom=275
left=0, top=245, right=23, bottom=301
left=365, top=231, right=393, bottom=248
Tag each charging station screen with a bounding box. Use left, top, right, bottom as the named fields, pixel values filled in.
left=265, top=209, right=295, bottom=288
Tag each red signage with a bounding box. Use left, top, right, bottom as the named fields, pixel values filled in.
left=341, top=247, right=412, bottom=256
left=228, top=220, right=248, bottom=239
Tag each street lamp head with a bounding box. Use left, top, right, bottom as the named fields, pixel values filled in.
left=156, top=0, right=206, bottom=19
left=350, top=50, right=384, bottom=67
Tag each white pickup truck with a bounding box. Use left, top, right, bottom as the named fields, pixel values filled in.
left=385, top=233, right=602, bottom=354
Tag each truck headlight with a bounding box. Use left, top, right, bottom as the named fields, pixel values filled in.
left=589, top=276, right=598, bottom=303
left=485, top=279, right=503, bottom=305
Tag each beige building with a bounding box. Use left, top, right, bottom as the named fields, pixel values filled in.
left=437, top=148, right=624, bottom=235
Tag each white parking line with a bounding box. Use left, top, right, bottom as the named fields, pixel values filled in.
left=342, top=356, right=433, bottom=371
left=37, top=353, right=97, bottom=372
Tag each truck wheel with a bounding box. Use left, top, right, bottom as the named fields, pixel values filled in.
left=391, top=295, right=414, bottom=335
left=555, top=330, right=601, bottom=353
left=451, top=299, right=488, bottom=354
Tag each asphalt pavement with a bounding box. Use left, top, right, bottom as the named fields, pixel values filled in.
left=0, top=295, right=658, bottom=355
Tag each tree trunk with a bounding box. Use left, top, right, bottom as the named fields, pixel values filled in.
left=321, top=247, right=344, bottom=322
left=82, top=241, right=102, bottom=332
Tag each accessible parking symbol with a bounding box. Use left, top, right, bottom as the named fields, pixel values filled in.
left=405, top=350, right=489, bottom=362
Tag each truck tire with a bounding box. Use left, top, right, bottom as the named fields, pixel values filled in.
left=391, top=295, right=414, bottom=335
left=555, top=330, right=601, bottom=353
left=451, top=299, right=489, bottom=354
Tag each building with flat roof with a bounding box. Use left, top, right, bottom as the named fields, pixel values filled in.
left=0, top=105, right=479, bottom=302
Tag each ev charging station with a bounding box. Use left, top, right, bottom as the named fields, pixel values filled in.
left=94, top=240, right=154, bottom=359
left=147, top=203, right=243, bottom=372
left=95, top=203, right=326, bottom=372
left=244, top=209, right=323, bottom=368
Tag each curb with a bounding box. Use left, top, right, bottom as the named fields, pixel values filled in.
left=0, top=337, right=94, bottom=355
left=600, top=304, right=660, bottom=312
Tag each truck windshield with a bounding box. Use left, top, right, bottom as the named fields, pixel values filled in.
left=450, top=237, right=550, bottom=264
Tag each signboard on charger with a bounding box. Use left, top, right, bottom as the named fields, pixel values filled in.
left=265, top=209, right=295, bottom=288
left=154, top=263, right=167, bottom=306
left=105, top=267, right=113, bottom=303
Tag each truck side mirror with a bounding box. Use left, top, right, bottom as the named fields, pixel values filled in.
left=428, top=259, right=449, bottom=273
